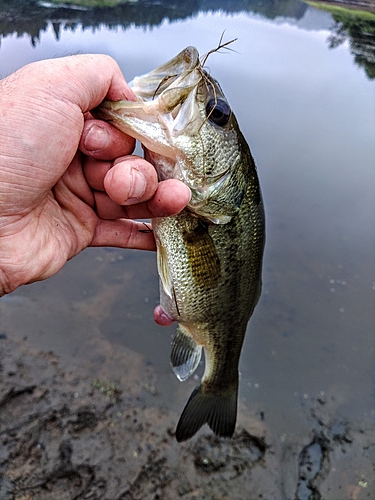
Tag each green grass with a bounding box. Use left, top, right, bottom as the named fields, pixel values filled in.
left=307, top=1, right=375, bottom=20
left=46, top=0, right=136, bottom=7
left=92, top=379, right=122, bottom=402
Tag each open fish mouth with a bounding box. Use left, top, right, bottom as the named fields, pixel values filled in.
left=95, top=46, right=204, bottom=159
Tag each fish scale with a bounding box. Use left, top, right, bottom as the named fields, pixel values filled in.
left=94, top=46, right=265, bottom=441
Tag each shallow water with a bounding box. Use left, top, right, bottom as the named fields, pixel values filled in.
left=1, top=0, right=374, bottom=496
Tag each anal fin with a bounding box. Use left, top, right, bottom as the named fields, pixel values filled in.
left=171, top=324, right=202, bottom=382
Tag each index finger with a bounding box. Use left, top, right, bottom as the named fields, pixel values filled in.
left=94, top=179, right=191, bottom=220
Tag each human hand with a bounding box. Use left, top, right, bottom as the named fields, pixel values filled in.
left=0, top=55, right=190, bottom=296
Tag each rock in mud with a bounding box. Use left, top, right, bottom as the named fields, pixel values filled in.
left=193, top=430, right=266, bottom=476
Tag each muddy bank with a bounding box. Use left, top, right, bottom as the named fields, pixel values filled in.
left=1, top=334, right=374, bottom=500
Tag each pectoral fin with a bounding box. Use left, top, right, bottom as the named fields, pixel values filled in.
left=183, top=221, right=221, bottom=289
left=156, top=243, right=172, bottom=298
left=171, top=324, right=202, bottom=382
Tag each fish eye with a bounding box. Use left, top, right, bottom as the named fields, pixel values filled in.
left=206, top=98, right=231, bottom=126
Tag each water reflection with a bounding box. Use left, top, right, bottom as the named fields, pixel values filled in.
left=327, top=9, right=375, bottom=78
left=0, top=0, right=374, bottom=497
left=1, top=0, right=375, bottom=78
left=0, top=0, right=308, bottom=44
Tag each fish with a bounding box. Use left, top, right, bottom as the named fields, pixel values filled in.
left=94, top=46, right=265, bottom=442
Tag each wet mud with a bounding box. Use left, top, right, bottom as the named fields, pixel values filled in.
left=1, top=335, right=374, bottom=500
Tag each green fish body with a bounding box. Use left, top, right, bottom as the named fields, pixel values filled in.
left=94, top=47, right=265, bottom=441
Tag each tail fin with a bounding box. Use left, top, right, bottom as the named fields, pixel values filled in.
left=175, top=383, right=238, bottom=442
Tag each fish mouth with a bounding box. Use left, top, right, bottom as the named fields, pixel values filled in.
left=93, top=47, right=205, bottom=160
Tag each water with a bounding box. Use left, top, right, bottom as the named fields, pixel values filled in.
left=1, top=0, right=374, bottom=496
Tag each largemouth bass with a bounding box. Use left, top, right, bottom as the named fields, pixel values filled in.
left=94, top=47, right=265, bottom=442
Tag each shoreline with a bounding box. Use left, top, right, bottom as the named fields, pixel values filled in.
left=307, top=0, right=375, bottom=14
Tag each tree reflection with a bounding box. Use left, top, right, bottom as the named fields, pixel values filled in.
left=0, top=0, right=307, bottom=44
left=327, top=11, right=375, bottom=79
left=308, top=1, right=375, bottom=79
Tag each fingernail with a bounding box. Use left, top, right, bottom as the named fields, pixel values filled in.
left=127, top=167, right=146, bottom=201
left=84, top=123, right=109, bottom=152
left=183, top=184, right=192, bottom=202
